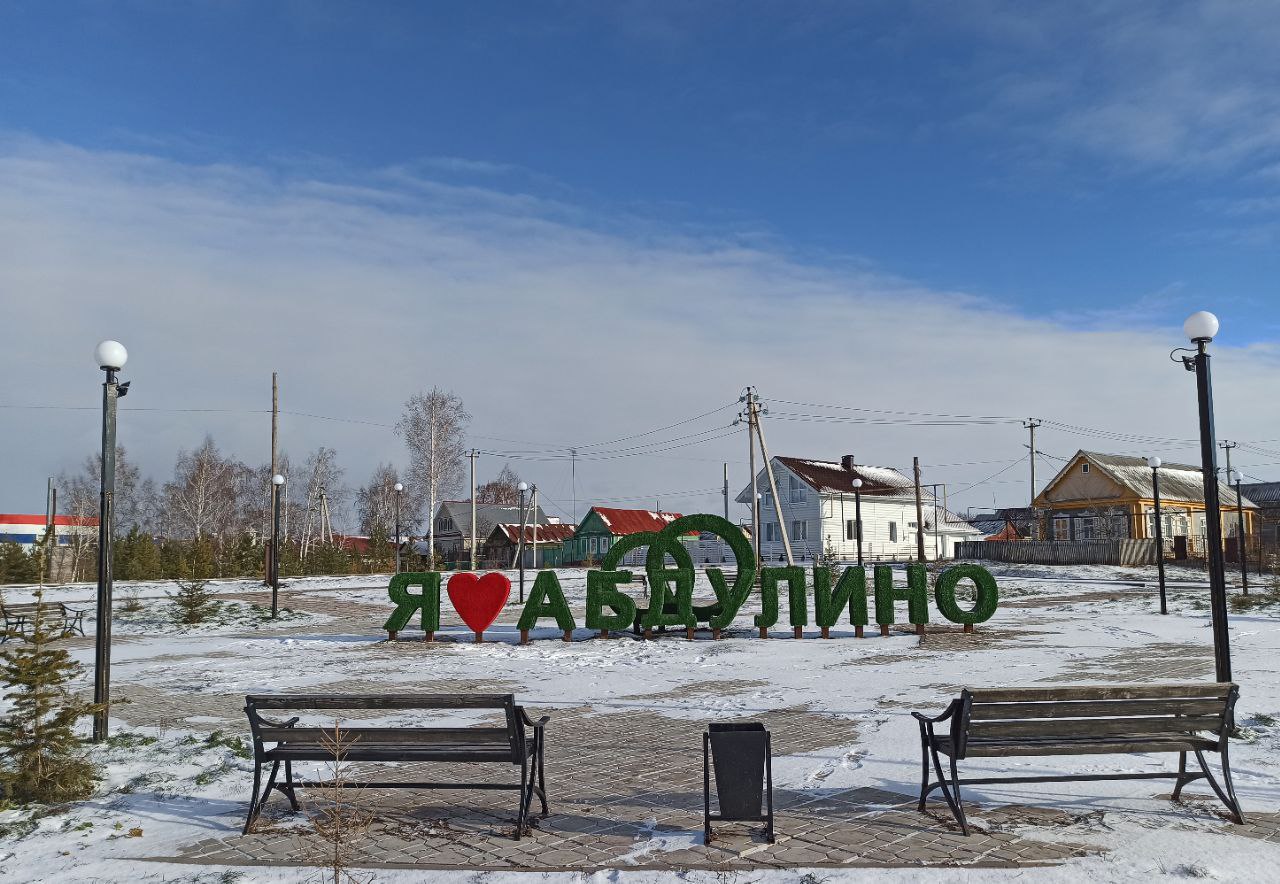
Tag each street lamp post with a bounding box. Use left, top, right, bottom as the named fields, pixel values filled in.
left=852, top=479, right=864, bottom=567
left=1148, top=457, right=1167, bottom=615
left=92, top=340, right=128, bottom=743
left=517, top=481, right=529, bottom=603
left=754, top=492, right=763, bottom=570
left=393, top=482, right=403, bottom=574
left=1230, top=470, right=1249, bottom=596
left=270, top=474, right=284, bottom=617
left=1179, top=311, right=1232, bottom=683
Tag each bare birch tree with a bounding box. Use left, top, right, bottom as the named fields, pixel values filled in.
left=356, top=463, right=400, bottom=537
left=397, top=389, right=469, bottom=561
left=162, top=436, right=242, bottom=541
left=476, top=463, right=522, bottom=505
left=57, top=446, right=156, bottom=580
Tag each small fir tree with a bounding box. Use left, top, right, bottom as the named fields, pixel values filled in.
left=0, top=542, right=39, bottom=585
left=169, top=573, right=219, bottom=625
left=0, top=591, right=100, bottom=804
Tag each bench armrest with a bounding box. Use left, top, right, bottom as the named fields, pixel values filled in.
left=258, top=715, right=300, bottom=729
left=519, top=708, right=550, bottom=729
left=912, top=699, right=961, bottom=725
left=62, top=605, right=86, bottom=616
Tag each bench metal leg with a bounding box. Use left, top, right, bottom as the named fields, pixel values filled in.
left=515, top=755, right=533, bottom=839
left=923, top=740, right=969, bottom=836
left=917, top=723, right=931, bottom=812
left=1193, top=747, right=1245, bottom=824
left=281, top=760, right=300, bottom=812
left=535, top=735, right=548, bottom=815
left=243, top=760, right=281, bottom=835
left=1172, top=751, right=1190, bottom=801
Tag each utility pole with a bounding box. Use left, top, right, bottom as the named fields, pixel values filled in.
left=754, top=403, right=795, bottom=567
left=1023, top=418, right=1042, bottom=539
left=570, top=448, right=578, bottom=524
left=531, top=484, right=539, bottom=569
left=739, top=390, right=761, bottom=571
left=722, top=462, right=729, bottom=521
left=468, top=448, right=479, bottom=570
left=1220, top=440, right=1239, bottom=571
left=913, top=457, right=927, bottom=562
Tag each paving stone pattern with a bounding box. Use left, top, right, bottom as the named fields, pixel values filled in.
left=106, top=580, right=1274, bottom=873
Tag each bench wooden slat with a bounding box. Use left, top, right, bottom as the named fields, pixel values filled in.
left=968, top=715, right=1225, bottom=740
left=247, top=694, right=514, bottom=710
left=966, top=683, right=1233, bottom=703
left=257, top=727, right=512, bottom=744
left=265, top=746, right=524, bottom=762
left=952, top=737, right=1217, bottom=757
left=968, top=698, right=1226, bottom=720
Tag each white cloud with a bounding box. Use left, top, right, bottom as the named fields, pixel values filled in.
left=1, top=135, right=1277, bottom=524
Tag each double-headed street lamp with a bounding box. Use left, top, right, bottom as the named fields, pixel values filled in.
left=1177, top=311, right=1232, bottom=683
left=1148, top=457, right=1167, bottom=615
left=852, top=478, right=864, bottom=567
left=393, top=482, right=404, bottom=573
left=1229, top=470, right=1249, bottom=596
left=92, top=340, right=129, bottom=743
left=271, top=474, right=284, bottom=616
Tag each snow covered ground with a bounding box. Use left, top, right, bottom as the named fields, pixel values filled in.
left=1, top=562, right=1279, bottom=882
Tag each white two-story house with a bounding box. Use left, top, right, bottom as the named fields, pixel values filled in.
left=734, top=455, right=981, bottom=563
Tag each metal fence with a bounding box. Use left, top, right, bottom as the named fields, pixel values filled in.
left=956, top=539, right=1157, bottom=566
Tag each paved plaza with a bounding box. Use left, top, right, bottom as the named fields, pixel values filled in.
left=50, top=576, right=1277, bottom=876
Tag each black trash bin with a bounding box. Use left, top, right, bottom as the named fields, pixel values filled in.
left=703, top=722, right=775, bottom=843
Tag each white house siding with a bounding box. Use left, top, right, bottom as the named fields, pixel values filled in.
left=740, top=460, right=977, bottom=563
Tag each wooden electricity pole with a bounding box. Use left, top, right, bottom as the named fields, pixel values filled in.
left=746, top=388, right=795, bottom=567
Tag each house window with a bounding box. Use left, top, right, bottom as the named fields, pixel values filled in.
left=846, top=519, right=856, bottom=541
left=889, top=522, right=898, bottom=543
left=792, top=520, right=807, bottom=541
left=789, top=477, right=803, bottom=504
left=765, top=523, right=776, bottom=542
left=1081, top=463, right=1090, bottom=474
left=589, top=537, right=598, bottom=553
left=599, top=537, right=609, bottom=551
left=1054, top=517, right=1070, bottom=541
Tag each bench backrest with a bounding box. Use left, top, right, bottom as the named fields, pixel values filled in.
left=955, top=683, right=1237, bottom=758
left=243, top=693, right=523, bottom=761
left=1, top=602, right=67, bottom=616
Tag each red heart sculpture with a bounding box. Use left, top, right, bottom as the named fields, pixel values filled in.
left=447, top=572, right=512, bottom=636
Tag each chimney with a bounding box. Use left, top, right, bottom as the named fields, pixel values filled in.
left=841, top=455, right=856, bottom=472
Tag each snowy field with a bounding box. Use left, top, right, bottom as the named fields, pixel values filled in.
left=1, top=562, right=1279, bottom=882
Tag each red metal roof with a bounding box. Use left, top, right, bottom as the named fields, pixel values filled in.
left=0, top=514, right=99, bottom=527
left=494, top=523, right=576, bottom=544
left=590, top=507, right=698, bottom=536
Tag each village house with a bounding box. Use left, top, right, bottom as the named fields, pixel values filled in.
left=1032, top=450, right=1255, bottom=556
left=481, top=522, right=576, bottom=569
left=561, top=507, right=699, bottom=566
left=1238, top=481, right=1279, bottom=547
left=430, top=501, right=548, bottom=566
left=734, top=455, right=981, bottom=563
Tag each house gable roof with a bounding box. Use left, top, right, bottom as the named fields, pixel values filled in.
left=435, top=501, right=548, bottom=538
left=488, top=523, right=576, bottom=544
left=734, top=456, right=912, bottom=503
left=1034, top=450, right=1252, bottom=508
left=581, top=507, right=693, bottom=537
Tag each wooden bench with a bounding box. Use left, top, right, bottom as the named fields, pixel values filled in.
left=631, top=601, right=724, bottom=638
left=243, top=694, right=549, bottom=838
left=913, top=683, right=1244, bottom=834
left=0, top=601, right=86, bottom=642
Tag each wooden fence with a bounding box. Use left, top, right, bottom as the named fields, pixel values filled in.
left=956, top=539, right=1156, bottom=566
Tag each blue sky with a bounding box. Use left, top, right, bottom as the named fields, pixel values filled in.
left=2, top=1, right=1280, bottom=516
left=4, top=1, right=1277, bottom=333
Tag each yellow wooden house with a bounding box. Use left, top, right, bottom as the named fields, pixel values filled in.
left=1032, top=450, right=1254, bottom=552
